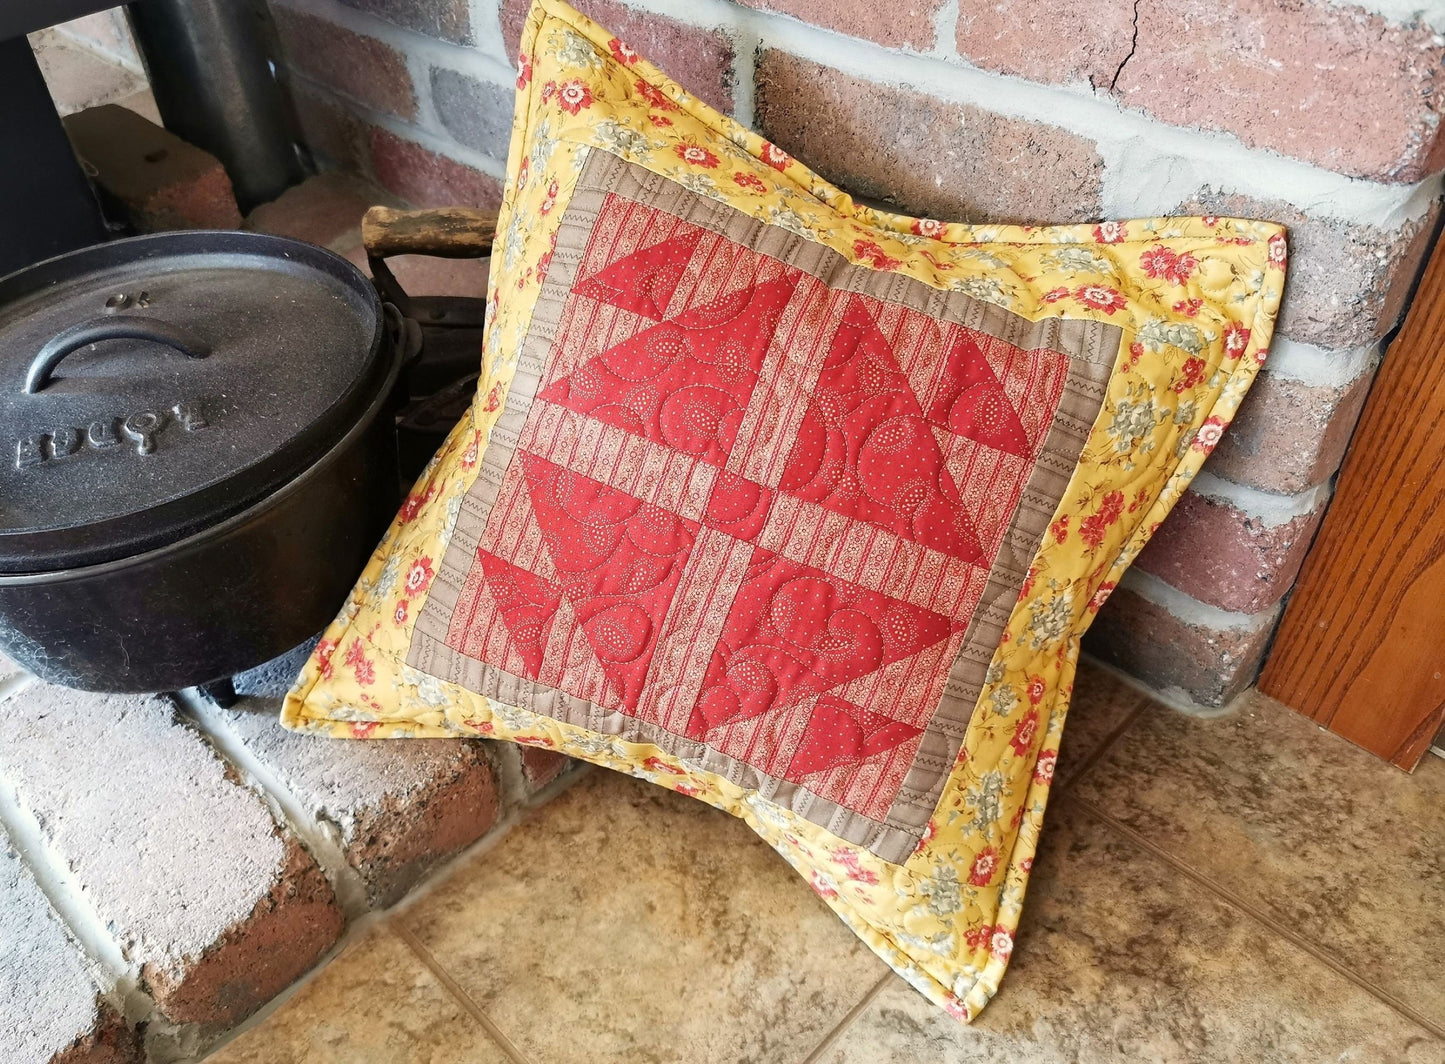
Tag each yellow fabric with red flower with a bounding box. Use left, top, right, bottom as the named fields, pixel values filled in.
left=282, top=0, right=1284, bottom=1021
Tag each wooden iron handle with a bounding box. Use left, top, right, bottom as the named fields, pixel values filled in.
left=361, top=206, right=498, bottom=260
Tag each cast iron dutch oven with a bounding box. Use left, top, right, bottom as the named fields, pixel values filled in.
left=0, top=230, right=409, bottom=692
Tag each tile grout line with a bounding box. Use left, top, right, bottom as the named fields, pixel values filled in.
left=393, top=919, right=535, bottom=1064
left=1055, top=695, right=1152, bottom=792
left=1072, top=796, right=1445, bottom=1042
left=797, top=970, right=894, bottom=1064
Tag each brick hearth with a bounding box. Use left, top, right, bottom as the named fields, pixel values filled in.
left=0, top=650, right=578, bottom=1062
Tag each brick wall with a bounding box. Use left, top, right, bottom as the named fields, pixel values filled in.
left=264, top=0, right=1445, bottom=708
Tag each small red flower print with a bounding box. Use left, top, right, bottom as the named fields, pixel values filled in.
left=1140, top=245, right=1178, bottom=280
left=1172, top=297, right=1203, bottom=317
left=316, top=637, right=337, bottom=679
left=1093, top=221, right=1127, bottom=244
left=809, top=869, right=839, bottom=900
left=1050, top=514, right=1070, bottom=543
left=1034, top=749, right=1058, bottom=784
left=1173, top=356, right=1207, bottom=393
left=990, top=928, right=1014, bottom=960
left=760, top=141, right=791, bottom=170
left=1268, top=232, right=1287, bottom=269
left=1026, top=675, right=1047, bottom=705
left=1009, top=710, right=1040, bottom=756
left=1074, top=284, right=1127, bottom=314
left=832, top=847, right=880, bottom=884
left=964, top=924, right=995, bottom=951
left=674, top=143, right=719, bottom=168
left=1223, top=322, right=1251, bottom=358
left=351, top=721, right=380, bottom=738
left=1020, top=857, right=1033, bottom=873
left=539, top=179, right=559, bottom=215
left=516, top=53, right=532, bottom=89
left=607, top=37, right=639, bottom=64
left=1256, top=347, right=1269, bottom=365
left=556, top=79, right=592, bottom=114
left=1127, top=341, right=1144, bottom=368
left=1088, top=581, right=1116, bottom=613
left=461, top=430, right=481, bottom=468
left=538, top=82, right=554, bottom=105
left=482, top=380, right=504, bottom=413
left=1194, top=415, right=1226, bottom=453
left=920, top=818, right=937, bottom=846
left=968, top=846, right=999, bottom=887
left=675, top=783, right=700, bottom=797
left=732, top=170, right=767, bottom=193
left=393, top=600, right=408, bottom=626
left=1079, top=489, right=1125, bottom=548
left=1201, top=214, right=1218, bottom=226
left=1168, top=251, right=1197, bottom=285
left=853, top=239, right=901, bottom=271
left=649, top=114, right=673, bottom=127
left=642, top=756, right=685, bottom=775
left=398, top=493, right=424, bottom=524
left=635, top=78, right=675, bottom=110
left=517, top=156, right=530, bottom=190
left=1042, top=286, right=1070, bottom=304
left=345, top=640, right=375, bottom=686
left=404, top=557, right=434, bottom=597
left=912, top=217, right=946, bottom=239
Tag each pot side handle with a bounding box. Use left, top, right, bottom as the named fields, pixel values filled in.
left=25, top=316, right=211, bottom=394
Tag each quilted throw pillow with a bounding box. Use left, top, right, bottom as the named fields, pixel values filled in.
left=283, top=0, right=1285, bottom=1022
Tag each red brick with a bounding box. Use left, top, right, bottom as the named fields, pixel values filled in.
left=62, top=104, right=241, bottom=231
left=735, top=0, right=943, bottom=50
left=336, top=0, right=471, bottom=44
left=272, top=7, right=416, bottom=122
left=519, top=746, right=570, bottom=789
left=956, top=0, right=1445, bottom=182
left=1084, top=583, right=1276, bottom=706
left=0, top=686, right=343, bottom=1028
left=1, top=844, right=139, bottom=1064
left=369, top=127, right=504, bottom=208
left=1135, top=489, right=1326, bottom=614
left=202, top=696, right=502, bottom=909
left=1177, top=191, right=1440, bottom=349
left=755, top=51, right=1103, bottom=224
left=1209, top=368, right=1373, bottom=494
left=246, top=171, right=394, bottom=253
left=501, top=0, right=735, bottom=113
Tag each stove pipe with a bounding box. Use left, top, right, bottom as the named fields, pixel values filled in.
left=125, top=0, right=302, bottom=211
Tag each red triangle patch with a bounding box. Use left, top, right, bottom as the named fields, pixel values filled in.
left=778, top=295, right=983, bottom=562
left=687, top=549, right=958, bottom=736
left=477, top=551, right=564, bottom=679
left=927, top=333, right=1031, bottom=456
left=537, top=277, right=798, bottom=466
left=521, top=454, right=697, bottom=712
left=573, top=228, right=702, bottom=320
left=784, top=695, right=924, bottom=779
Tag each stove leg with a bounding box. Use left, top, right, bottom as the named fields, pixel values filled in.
left=196, top=677, right=238, bottom=708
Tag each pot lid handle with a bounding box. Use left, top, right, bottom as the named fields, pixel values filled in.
left=25, top=315, right=211, bottom=394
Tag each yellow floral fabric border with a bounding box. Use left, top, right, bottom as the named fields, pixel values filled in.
left=281, top=0, right=1284, bottom=1021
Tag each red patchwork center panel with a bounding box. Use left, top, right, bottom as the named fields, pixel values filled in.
left=442, top=194, right=1069, bottom=821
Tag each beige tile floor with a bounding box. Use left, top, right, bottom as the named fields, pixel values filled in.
left=207, top=662, right=1445, bottom=1064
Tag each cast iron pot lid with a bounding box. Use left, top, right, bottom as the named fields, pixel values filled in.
left=0, top=231, right=386, bottom=573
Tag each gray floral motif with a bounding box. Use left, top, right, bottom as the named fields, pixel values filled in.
left=1025, top=590, right=1073, bottom=649
left=920, top=864, right=962, bottom=918
left=591, top=119, right=652, bottom=158
left=552, top=28, right=603, bottom=70
left=967, top=770, right=1005, bottom=834
left=1107, top=397, right=1162, bottom=454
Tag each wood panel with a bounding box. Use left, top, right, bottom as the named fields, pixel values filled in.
left=1258, top=231, right=1445, bottom=770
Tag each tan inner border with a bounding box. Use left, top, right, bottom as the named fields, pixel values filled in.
left=409, top=150, right=1119, bottom=863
